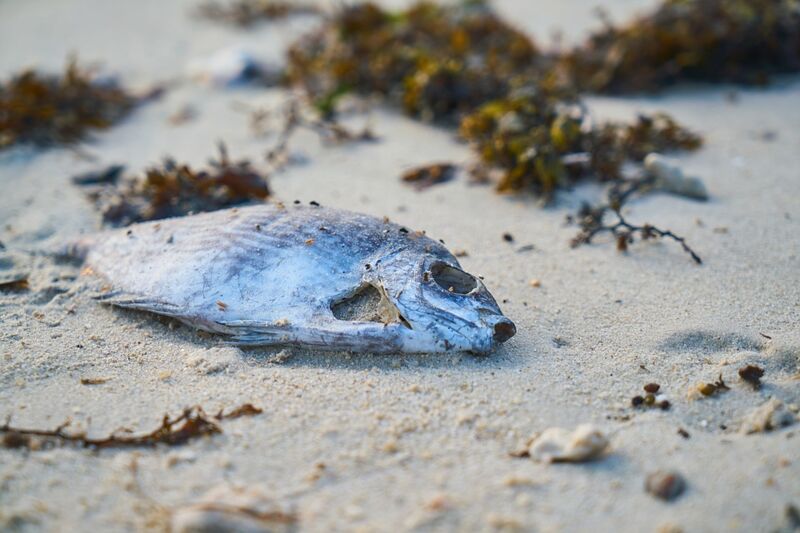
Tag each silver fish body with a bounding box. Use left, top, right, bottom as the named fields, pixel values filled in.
left=74, top=203, right=515, bottom=354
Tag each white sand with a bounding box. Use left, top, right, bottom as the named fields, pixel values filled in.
left=1, top=0, right=799, bottom=531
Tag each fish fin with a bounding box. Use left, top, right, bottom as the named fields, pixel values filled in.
left=94, top=290, right=184, bottom=315
left=212, top=321, right=287, bottom=345
left=216, top=320, right=404, bottom=352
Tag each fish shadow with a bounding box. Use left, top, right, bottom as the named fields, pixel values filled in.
left=94, top=305, right=526, bottom=371
left=238, top=342, right=526, bottom=371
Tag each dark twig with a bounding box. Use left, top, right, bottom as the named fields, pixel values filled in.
left=1, top=404, right=261, bottom=450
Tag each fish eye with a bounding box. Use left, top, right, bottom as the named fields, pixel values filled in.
left=429, top=262, right=477, bottom=295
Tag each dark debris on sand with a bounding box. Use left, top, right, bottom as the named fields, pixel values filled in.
left=197, top=0, right=320, bottom=27
left=1, top=404, right=262, bottom=451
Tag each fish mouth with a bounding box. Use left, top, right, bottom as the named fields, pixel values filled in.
left=462, top=316, right=516, bottom=355
left=491, top=318, right=516, bottom=343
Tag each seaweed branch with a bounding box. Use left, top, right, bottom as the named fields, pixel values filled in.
left=570, top=181, right=702, bottom=265
left=1, top=404, right=262, bottom=450
left=263, top=99, right=378, bottom=172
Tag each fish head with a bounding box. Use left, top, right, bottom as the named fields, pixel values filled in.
left=374, top=250, right=515, bottom=354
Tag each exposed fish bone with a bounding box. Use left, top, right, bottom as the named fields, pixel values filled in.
left=69, top=203, right=516, bottom=354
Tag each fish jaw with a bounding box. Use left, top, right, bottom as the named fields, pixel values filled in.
left=394, top=312, right=516, bottom=354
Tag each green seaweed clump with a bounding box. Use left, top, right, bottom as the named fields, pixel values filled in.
left=95, top=144, right=270, bottom=227
left=562, top=0, right=800, bottom=93
left=460, top=92, right=702, bottom=195
left=287, top=1, right=540, bottom=122
left=0, top=60, right=137, bottom=150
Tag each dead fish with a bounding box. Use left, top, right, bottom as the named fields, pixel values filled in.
left=69, top=203, right=515, bottom=354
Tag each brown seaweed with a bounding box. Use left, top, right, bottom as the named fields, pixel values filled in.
left=461, top=100, right=701, bottom=196
left=72, top=164, right=125, bottom=185
left=197, top=0, right=320, bottom=27
left=287, top=1, right=540, bottom=123
left=283, top=0, right=721, bottom=260
left=562, top=0, right=800, bottom=93
left=215, top=403, right=263, bottom=420
left=286, top=1, right=701, bottom=195
left=0, top=59, right=138, bottom=150
left=738, top=364, right=765, bottom=389
left=0, top=276, right=30, bottom=292
left=94, top=143, right=271, bottom=227
left=697, top=374, right=731, bottom=396
left=401, top=163, right=457, bottom=190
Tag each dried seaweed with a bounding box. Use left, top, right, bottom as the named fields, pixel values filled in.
left=93, top=143, right=270, bottom=227
left=197, top=0, right=320, bottom=27
left=1, top=404, right=262, bottom=451
left=286, top=1, right=540, bottom=123
left=0, top=276, right=29, bottom=292
left=738, top=364, right=765, bottom=389
left=571, top=201, right=702, bottom=264
left=281, top=1, right=721, bottom=261
left=72, top=164, right=125, bottom=185
left=215, top=403, right=263, bottom=420
left=402, top=163, right=456, bottom=190
left=0, top=59, right=138, bottom=150
left=80, top=377, right=111, bottom=385
left=461, top=101, right=701, bottom=195
left=286, top=1, right=701, bottom=190
left=697, top=373, right=731, bottom=396
left=562, top=0, right=800, bottom=94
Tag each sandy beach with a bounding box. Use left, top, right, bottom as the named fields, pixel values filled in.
left=1, top=0, right=799, bottom=531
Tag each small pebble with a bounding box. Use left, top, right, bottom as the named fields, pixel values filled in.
left=644, top=383, right=660, bottom=393
left=645, top=470, right=686, bottom=501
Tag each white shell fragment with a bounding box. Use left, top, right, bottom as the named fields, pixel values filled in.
left=171, top=484, right=295, bottom=533
left=644, top=153, right=709, bottom=201
left=527, top=424, right=609, bottom=463
left=71, top=203, right=515, bottom=354
left=740, top=398, right=796, bottom=434
left=187, top=46, right=270, bottom=86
